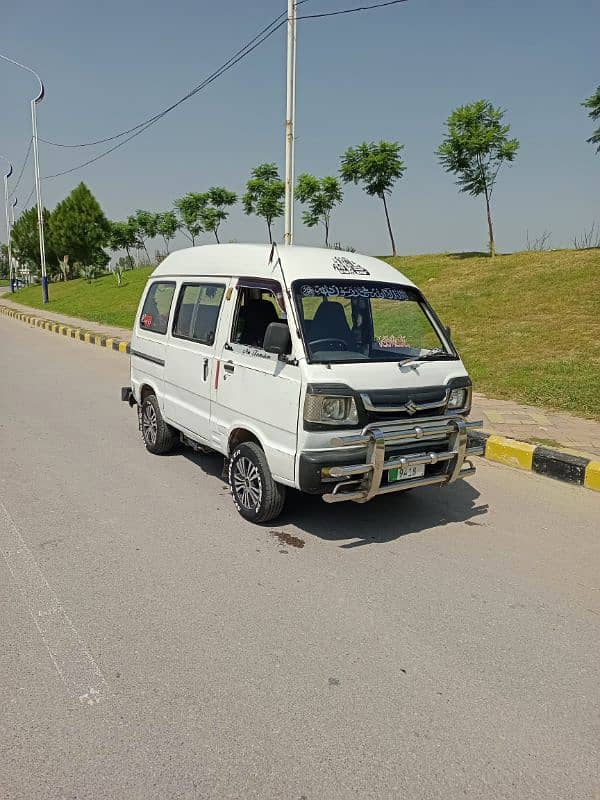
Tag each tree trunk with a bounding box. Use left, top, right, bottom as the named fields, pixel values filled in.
left=381, top=193, right=397, bottom=257
left=484, top=187, right=495, bottom=257
left=142, top=241, right=150, bottom=261
left=191, top=233, right=196, bottom=246
left=162, top=237, right=170, bottom=254
left=125, top=246, right=134, bottom=270
left=267, top=219, right=272, bottom=244
left=214, top=229, right=220, bottom=244
left=324, top=218, right=329, bottom=247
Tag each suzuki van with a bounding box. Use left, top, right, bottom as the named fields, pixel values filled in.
left=122, top=244, right=483, bottom=522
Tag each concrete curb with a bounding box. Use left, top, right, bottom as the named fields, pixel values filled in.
left=0, top=303, right=130, bottom=355
left=3, top=302, right=599, bottom=493
left=468, top=431, right=600, bottom=493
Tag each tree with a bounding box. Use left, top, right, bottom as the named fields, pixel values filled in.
left=340, top=141, right=405, bottom=257
left=131, top=210, right=159, bottom=261
left=197, top=187, right=237, bottom=243
left=49, top=182, right=110, bottom=269
left=0, top=244, right=8, bottom=278
left=11, top=206, right=59, bottom=278
left=109, top=220, right=141, bottom=269
left=156, top=211, right=179, bottom=253
left=582, top=86, right=600, bottom=153
left=436, top=100, right=519, bottom=257
left=174, top=193, right=205, bottom=245
left=242, top=163, right=285, bottom=243
left=295, top=174, right=343, bottom=246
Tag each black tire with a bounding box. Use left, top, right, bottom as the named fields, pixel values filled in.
left=140, top=394, right=177, bottom=455
left=228, top=442, right=286, bottom=523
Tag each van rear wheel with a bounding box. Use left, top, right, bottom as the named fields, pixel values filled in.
left=140, top=394, right=177, bottom=455
left=229, top=442, right=286, bottom=523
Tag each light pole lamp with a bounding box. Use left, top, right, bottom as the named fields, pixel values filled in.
left=1, top=157, right=14, bottom=292
left=0, top=53, right=48, bottom=302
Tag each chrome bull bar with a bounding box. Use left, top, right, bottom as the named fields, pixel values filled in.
left=322, top=416, right=484, bottom=504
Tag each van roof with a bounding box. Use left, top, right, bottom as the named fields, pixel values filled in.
left=150, top=244, right=416, bottom=288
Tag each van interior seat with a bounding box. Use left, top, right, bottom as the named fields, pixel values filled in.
left=238, top=298, right=279, bottom=347
left=310, top=300, right=352, bottom=346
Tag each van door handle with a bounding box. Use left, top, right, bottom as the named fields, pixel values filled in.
left=203, top=358, right=209, bottom=381
left=223, top=362, right=235, bottom=374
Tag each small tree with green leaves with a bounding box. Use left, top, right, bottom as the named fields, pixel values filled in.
left=242, top=163, right=285, bottom=243
left=437, top=100, right=519, bottom=257
left=11, top=207, right=57, bottom=278
left=131, top=210, right=159, bottom=261
left=197, top=187, right=237, bottom=243
left=340, top=141, right=405, bottom=256
left=582, top=86, right=600, bottom=153
left=156, top=211, right=179, bottom=253
left=174, top=193, right=205, bottom=245
left=109, top=220, right=141, bottom=269
left=295, top=174, right=343, bottom=246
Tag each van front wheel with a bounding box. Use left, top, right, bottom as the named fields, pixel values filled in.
left=229, top=442, right=286, bottom=523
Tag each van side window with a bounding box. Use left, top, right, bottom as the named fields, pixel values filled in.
left=172, top=283, right=225, bottom=346
left=231, top=286, right=286, bottom=349
left=139, top=282, right=176, bottom=334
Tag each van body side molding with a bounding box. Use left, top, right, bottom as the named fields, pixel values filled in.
left=130, top=348, right=165, bottom=367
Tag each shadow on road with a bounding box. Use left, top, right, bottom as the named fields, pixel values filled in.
left=174, top=447, right=489, bottom=547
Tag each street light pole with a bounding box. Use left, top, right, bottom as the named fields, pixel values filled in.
left=0, top=53, right=48, bottom=302
left=283, top=0, right=297, bottom=246
left=1, top=158, right=14, bottom=292
left=11, top=196, right=18, bottom=287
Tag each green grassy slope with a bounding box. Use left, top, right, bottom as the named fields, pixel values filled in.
left=8, top=248, right=600, bottom=419
left=384, top=249, right=599, bottom=419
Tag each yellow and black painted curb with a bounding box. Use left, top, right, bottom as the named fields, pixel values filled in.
left=2, top=302, right=599, bottom=493
left=468, top=431, right=600, bottom=493
left=0, top=303, right=131, bottom=355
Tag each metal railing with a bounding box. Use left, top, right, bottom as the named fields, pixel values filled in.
left=322, top=415, right=483, bottom=504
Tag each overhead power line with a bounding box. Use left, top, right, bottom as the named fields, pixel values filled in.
left=8, top=137, right=33, bottom=199
left=22, top=184, right=36, bottom=208
left=40, top=2, right=311, bottom=151
left=41, top=0, right=408, bottom=181
left=297, top=0, right=408, bottom=20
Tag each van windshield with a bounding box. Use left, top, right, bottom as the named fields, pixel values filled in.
left=293, top=280, right=455, bottom=364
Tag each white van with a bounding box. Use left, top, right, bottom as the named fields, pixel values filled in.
left=122, top=244, right=483, bottom=522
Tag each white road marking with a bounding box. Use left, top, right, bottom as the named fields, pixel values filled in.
left=0, top=500, right=106, bottom=704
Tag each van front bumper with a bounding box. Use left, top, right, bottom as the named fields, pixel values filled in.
left=298, top=415, right=484, bottom=503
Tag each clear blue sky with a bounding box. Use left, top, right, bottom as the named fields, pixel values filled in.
left=2, top=0, right=599, bottom=256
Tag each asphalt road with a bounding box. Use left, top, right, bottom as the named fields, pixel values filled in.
left=1, top=315, right=599, bottom=800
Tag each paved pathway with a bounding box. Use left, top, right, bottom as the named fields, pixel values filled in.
left=2, top=293, right=599, bottom=457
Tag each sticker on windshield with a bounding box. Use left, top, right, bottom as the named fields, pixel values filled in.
left=301, top=284, right=409, bottom=300
left=332, top=256, right=370, bottom=276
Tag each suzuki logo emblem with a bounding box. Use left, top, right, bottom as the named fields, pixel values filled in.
left=405, top=399, right=418, bottom=415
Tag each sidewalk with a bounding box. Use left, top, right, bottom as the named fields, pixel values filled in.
left=2, top=294, right=600, bottom=458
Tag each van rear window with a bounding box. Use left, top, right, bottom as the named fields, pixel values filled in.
left=172, top=283, right=225, bottom=346
left=139, top=282, right=175, bottom=335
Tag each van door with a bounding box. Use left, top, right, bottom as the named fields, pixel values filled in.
left=131, top=280, right=176, bottom=403
left=211, top=280, right=301, bottom=484
left=163, top=281, right=227, bottom=442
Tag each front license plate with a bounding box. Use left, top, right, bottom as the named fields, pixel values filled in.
left=387, top=463, right=426, bottom=482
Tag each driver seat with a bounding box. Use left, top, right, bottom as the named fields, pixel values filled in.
left=310, top=301, right=353, bottom=347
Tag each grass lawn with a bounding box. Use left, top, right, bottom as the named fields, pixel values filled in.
left=9, top=248, right=600, bottom=420
left=12, top=267, right=154, bottom=329
left=0, top=279, right=9, bottom=286
left=384, top=249, right=600, bottom=420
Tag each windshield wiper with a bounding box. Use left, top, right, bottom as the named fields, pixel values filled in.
left=398, top=351, right=457, bottom=366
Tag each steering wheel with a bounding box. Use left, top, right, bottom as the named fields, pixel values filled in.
left=309, top=338, right=348, bottom=352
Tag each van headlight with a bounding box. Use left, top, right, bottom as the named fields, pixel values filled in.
left=447, top=388, right=468, bottom=410
left=304, top=394, right=359, bottom=425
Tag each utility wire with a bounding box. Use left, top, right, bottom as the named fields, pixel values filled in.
left=8, top=137, right=33, bottom=199
left=297, top=0, right=408, bottom=19
left=22, top=184, right=36, bottom=208
left=41, top=0, right=407, bottom=180
left=40, top=1, right=311, bottom=150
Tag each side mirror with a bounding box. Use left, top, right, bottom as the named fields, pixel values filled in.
left=264, top=322, right=292, bottom=356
